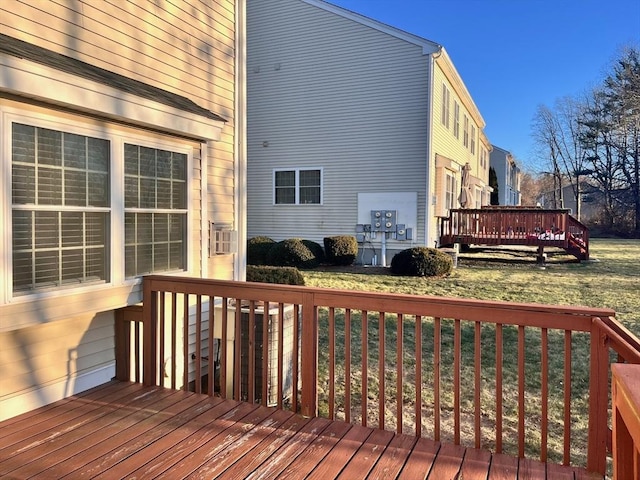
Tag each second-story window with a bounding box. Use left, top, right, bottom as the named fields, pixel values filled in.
left=441, top=84, right=450, bottom=129
left=470, top=125, right=476, bottom=154
left=453, top=101, right=460, bottom=139
left=463, top=115, right=469, bottom=148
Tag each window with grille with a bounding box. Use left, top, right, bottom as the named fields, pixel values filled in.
left=274, top=168, right=322, bottom=205
left=11, top=123, right=110, bottom=293
left=445, top=172, right=457, bottom=212
left=9, top=118, right=191, bottom=296
left=124, top=144, right=187, bottom=277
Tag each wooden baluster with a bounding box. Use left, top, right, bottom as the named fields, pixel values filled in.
left=345, top=308, right=352, bottom=423
left=397, top=313, right=404, bottom=434
left=329, top=307, right=335, bottom=419
left=433, top=316, right=440, bottom=441
left=379, top=311, right=385, bottom=430
left=496, top=323, right=503, bottom=453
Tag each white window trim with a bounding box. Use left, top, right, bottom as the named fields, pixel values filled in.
left=1, top=106, right=195, bottom=314
left=273, top=167, right=323, bottom=205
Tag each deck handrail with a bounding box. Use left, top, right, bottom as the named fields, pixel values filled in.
left=116, top=275, right=640, bottom=476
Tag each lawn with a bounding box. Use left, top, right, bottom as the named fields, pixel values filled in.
left=299, top=238, right=640, bottom=467
left=303, top=238, right=640, bottom=337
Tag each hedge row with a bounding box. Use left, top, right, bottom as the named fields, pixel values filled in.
left=247, top=235, right=358, bottom=268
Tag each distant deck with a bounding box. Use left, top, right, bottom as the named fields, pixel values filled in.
left=439, top=207, right=590, bottom=261
left=0, top=381, right=598, bottom=479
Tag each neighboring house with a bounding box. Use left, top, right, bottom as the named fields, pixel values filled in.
left=537, top=182, right=601, bottom=223
left=246, top=0, right=491, bottom=264
left=490, top=145, right=521, bottom=206
left=0, top=1, right=247, bottom=420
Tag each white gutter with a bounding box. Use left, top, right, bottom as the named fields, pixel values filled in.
left=425, top=47, right=442, bottom=248
left=234, top=0, right=247, bottom=281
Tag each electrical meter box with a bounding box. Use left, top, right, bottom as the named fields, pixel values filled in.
left=370, top=210, right=397, bottom=232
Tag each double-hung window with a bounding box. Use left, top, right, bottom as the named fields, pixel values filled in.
left=124, top=144, right=187, bottom=277
left=470, top=125, right=476, bottom=154
left=12, top=123, right=110, bottom=293
left=441, top=84, right=450, bottom=129
left=463, top=115, right=469, bottom=148
left=8, top=115, right=191, bottom=297
left=453, top=101, right=460, bottom=139
left=274, top=168, right=322, bottom=205
left=445, top=172, right=457, bottom=212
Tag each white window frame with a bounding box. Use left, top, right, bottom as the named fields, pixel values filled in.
left=470, top=125, right=476, bottom=154
left=441, top=84, right=450, bottom=129
left=445, top=171, right=457, bottom=212
left=273, top=168, right=323, bottom=205
left=463, top=115, right=469, bottom=148
left=453, top=101, right=460, bottom=139
left=1, top=107, right=194, bottom=306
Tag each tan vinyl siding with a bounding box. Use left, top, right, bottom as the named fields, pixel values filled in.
left=0, top=312, right=115, bottom=419
left=247, top=0, right=429, bottom=245
left=0, top=0, right=240, bottom=417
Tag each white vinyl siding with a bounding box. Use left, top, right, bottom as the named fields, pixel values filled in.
left=247, top=0, right=430, bottom=244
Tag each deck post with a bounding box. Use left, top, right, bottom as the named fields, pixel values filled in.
left=143, top=277, right=158, bottom=387
left=300, top=291, right=318, bottom=417
left=536, top=246, right=545, bottom=264
left=587, top=318, right=609, bottom=475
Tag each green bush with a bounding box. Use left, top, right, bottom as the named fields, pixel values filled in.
left=247, top=236, right=276, bottom=265
left=265, top=238, right=321, bottom=269
left=390, top=247, right=453, bottom=277
left=246, top=265, right=305, bottom=285
left=302, top=239, right=325, bottom=265
left=324, top=236, right=358, bottom=266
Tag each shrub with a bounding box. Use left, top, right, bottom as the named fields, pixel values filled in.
left=324, top=236, right=358, bottom=266
left=246, top=265, right=305, bottom=285
left=390, top=247, right=453, bottom=277
left=265, top=238, right=320, bottom=269
left=247, top=236, right=276, bottom=265
left=302, top=239, right=325, bottom=265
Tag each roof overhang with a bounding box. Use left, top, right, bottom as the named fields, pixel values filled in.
left=0, top=38, right=226, bottom=141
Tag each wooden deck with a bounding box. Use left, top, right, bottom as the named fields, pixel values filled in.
left=439, top=208, right=590, bottom=260
left=0, top=381, right=600, bottom=479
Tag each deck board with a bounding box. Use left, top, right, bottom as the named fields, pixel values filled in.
left=0, top=381, right=603, bottom=479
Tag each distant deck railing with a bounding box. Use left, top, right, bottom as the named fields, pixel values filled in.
left=439, top=208, right=590, bottom=260
left=115, top=276, right=640, bottom=476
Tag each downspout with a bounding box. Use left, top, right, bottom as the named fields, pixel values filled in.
left=234, top=0, right=247, bottom=281
left=425, top=46, right=442, bottom=248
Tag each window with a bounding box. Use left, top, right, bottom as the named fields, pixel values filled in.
left=453, top=101, right=460, bottom=139
left=463, top=115, right=469, bottom=148
left=8, top=116, right=191, bottom=296
left=274, top=168, right=322, bottom=205
left=12, top=123, right=110, bottom=293
left=124, top=144, right=187, bottom=277
left=441, top=84, right=450, bottom=129
left=470, top=125, right=476, bottom=154
left=445, top=172, right=457, bottom=212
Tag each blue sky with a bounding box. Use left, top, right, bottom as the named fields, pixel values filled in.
left=325, top=0, right=640, bottom=171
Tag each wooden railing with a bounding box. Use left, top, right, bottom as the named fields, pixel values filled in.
left=439, top=208, right=590, bottom=260
left=114, top=275, right=640, bottom=476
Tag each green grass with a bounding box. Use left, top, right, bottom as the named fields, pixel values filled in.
left=302, top=238, right=640, bottom=467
